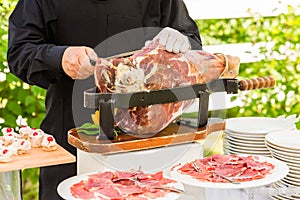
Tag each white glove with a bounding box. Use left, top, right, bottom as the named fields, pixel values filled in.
left=153, top=27, right=191, bottom=53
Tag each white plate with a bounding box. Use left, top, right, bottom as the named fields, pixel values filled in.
left=57, top=172, right=184, bottom=200
left=224, top=140, right=268, bottom=151
left=224, top=133, right=265, bottom=142
left=225, top=130, right=267, bottom=138
left=271, top=155, right=300, bottom=168
left=270, top=195, right=287, bottom=200
left=223, top=149, right=271, bottom=157
left=224, top=139, right=267, bottom=148
left=267, top=147, right=300, bottom=160
left=169, top=155, right=288, bottom=189
left=224, top=147, right=270, bottom=154
left=272, top=181, right=287, bottom=189
left=278, top=194, right=297, bottom=200
left=225, top=117, right=295, bottom=134
left=287, top=173, right=300, bottom=179
left=286, top=165, right=300, bottom=172
left=225, top=133, right=266, bottom=141
left=265, top=131, right=300, bottom=150
left=269, top=152, right=300, bottom=163
left=222, top=148, right=271, bottom=157
left=226, top=146, right=271, bottom=154
left=224, top=135, right=266, bottom=145
left=285, top=175, right=300, bottom=184
left=281, top=178, right=300, bottom=187
left=265, top=141, right=300, bottom=154
left=288, top=169, right=300, bottom=176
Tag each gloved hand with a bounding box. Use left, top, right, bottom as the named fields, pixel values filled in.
left=153, top=27, right=191, bottom=53
left=62, top=46, right=97, bottom=79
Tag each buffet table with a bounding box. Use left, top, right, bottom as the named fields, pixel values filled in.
left=69, top=120, right=283, bottom=200
left=75, top=140, right=276, bottom=200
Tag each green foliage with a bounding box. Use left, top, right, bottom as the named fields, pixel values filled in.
left=22, top=168, right=39, bottom=200
left=0, top=0, right=42, bottom=199
left=197, top=3, right=300, bottom=128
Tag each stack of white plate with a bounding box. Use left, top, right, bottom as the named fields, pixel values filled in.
left=223, top=117, right=295, bottom=157
left=265, top=130, right=300, bottom=200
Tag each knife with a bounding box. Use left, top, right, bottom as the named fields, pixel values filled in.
left=89, top=50, right=141, bottom=66
left=104, top=49, right=141, bottom=60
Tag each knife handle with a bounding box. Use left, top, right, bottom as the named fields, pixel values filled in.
left=239, top=76, right=275, bottom=91
left=90, top=59, right=97, bottom=66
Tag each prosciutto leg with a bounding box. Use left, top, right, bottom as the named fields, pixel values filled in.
left=94, top=41, right=240, bottom=135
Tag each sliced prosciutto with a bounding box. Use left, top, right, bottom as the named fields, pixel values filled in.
left=94, top=40, right=240, bottom=135
left=177, top=154, right=274, bottom=183
left=70, top=170, right=179, bottom=200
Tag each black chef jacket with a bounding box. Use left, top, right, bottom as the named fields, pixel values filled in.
left=7, top=0, right=202, bottom=199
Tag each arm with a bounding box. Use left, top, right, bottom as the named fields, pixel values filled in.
left=161, top=0, right=202, bottom=50
left=7, top=0, right=66, bottom=89
left=7, top=0, right=96, bottom=89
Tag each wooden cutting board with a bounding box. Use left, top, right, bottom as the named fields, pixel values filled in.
left=0, top=145, right=76, bottom=172
left=68, top=119, right=225, bottom=154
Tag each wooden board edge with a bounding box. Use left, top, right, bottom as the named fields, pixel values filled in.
left=0, top=145, right=76, bottom=172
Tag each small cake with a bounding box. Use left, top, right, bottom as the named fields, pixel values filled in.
left=41, top=134, right=58, bottom=152
left=1, top=127, right=14, bottom=135
left=2, top=132, right=18, bottom=146
left=29, top=129, right=44, bottom=148
left=15, top=139, right=31, bottom=155
left=0, top=146, right=16, bottom=163
left=18, top=126, right=33, bottom=140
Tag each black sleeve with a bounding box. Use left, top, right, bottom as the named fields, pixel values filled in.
left=7, top=0, right=67, bottom=89
left=161, top=0, right=202, bottom=50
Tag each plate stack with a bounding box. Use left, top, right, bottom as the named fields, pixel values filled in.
left=223, top=117, right=295, bottom=157
left=265, top=130, right=300, bottom=200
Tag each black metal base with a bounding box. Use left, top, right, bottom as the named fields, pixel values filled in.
left=84, top=79, right=239, bottom=140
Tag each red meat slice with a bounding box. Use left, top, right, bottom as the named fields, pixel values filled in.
left=88, top=171, right=115, bottom=180
left=115, top=171, right=138, bottom=179
left=114, top=184, right=145, bottom=196
left=178, top=155, right=274, bottom=183
left=143, top=189, right=166, bottom=199
left=214, top=165, right=246, bottom=177
left=70, top=182, right=95, bottom=199
left=70, top=170, right=176, bottom=199
left=94, top=185, right=122, bottom=199
left=234, top=168, right=264, bottom=181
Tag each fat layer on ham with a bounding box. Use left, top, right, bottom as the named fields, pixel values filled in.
left=95, top=41, right=240, bottom=135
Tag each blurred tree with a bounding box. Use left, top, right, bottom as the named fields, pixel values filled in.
left=1, top=0, right=42, bottom=199
left=197, top=3, right=300, bottom=128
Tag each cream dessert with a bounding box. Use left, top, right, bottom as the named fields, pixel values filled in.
left=15, top=139, right=31, bottom=155
left=41, top=134, right=57, bottom=151
left=19, top=126, right=33, bottom=139
left=29, top=129, right=45, bottom=148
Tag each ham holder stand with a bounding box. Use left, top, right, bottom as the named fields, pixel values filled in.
left=68, top=76, right=275, bottom=154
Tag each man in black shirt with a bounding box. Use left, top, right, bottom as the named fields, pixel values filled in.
left=7, top=0, right=202, bottom=199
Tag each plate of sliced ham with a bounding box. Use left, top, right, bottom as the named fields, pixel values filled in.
left=170, top=154, right=288, bottom=189
left=57, top=170, right=184, bottom=200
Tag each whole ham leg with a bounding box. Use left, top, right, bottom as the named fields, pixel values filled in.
left=94, top=41, right=240, bottom=135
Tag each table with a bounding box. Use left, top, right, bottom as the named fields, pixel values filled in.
left=0, top=145, right=76, bottom=200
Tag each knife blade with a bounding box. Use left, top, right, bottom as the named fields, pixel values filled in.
left=89, top=50, right=141, bottom=67
left=104, top=49, right=141, bottom=60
